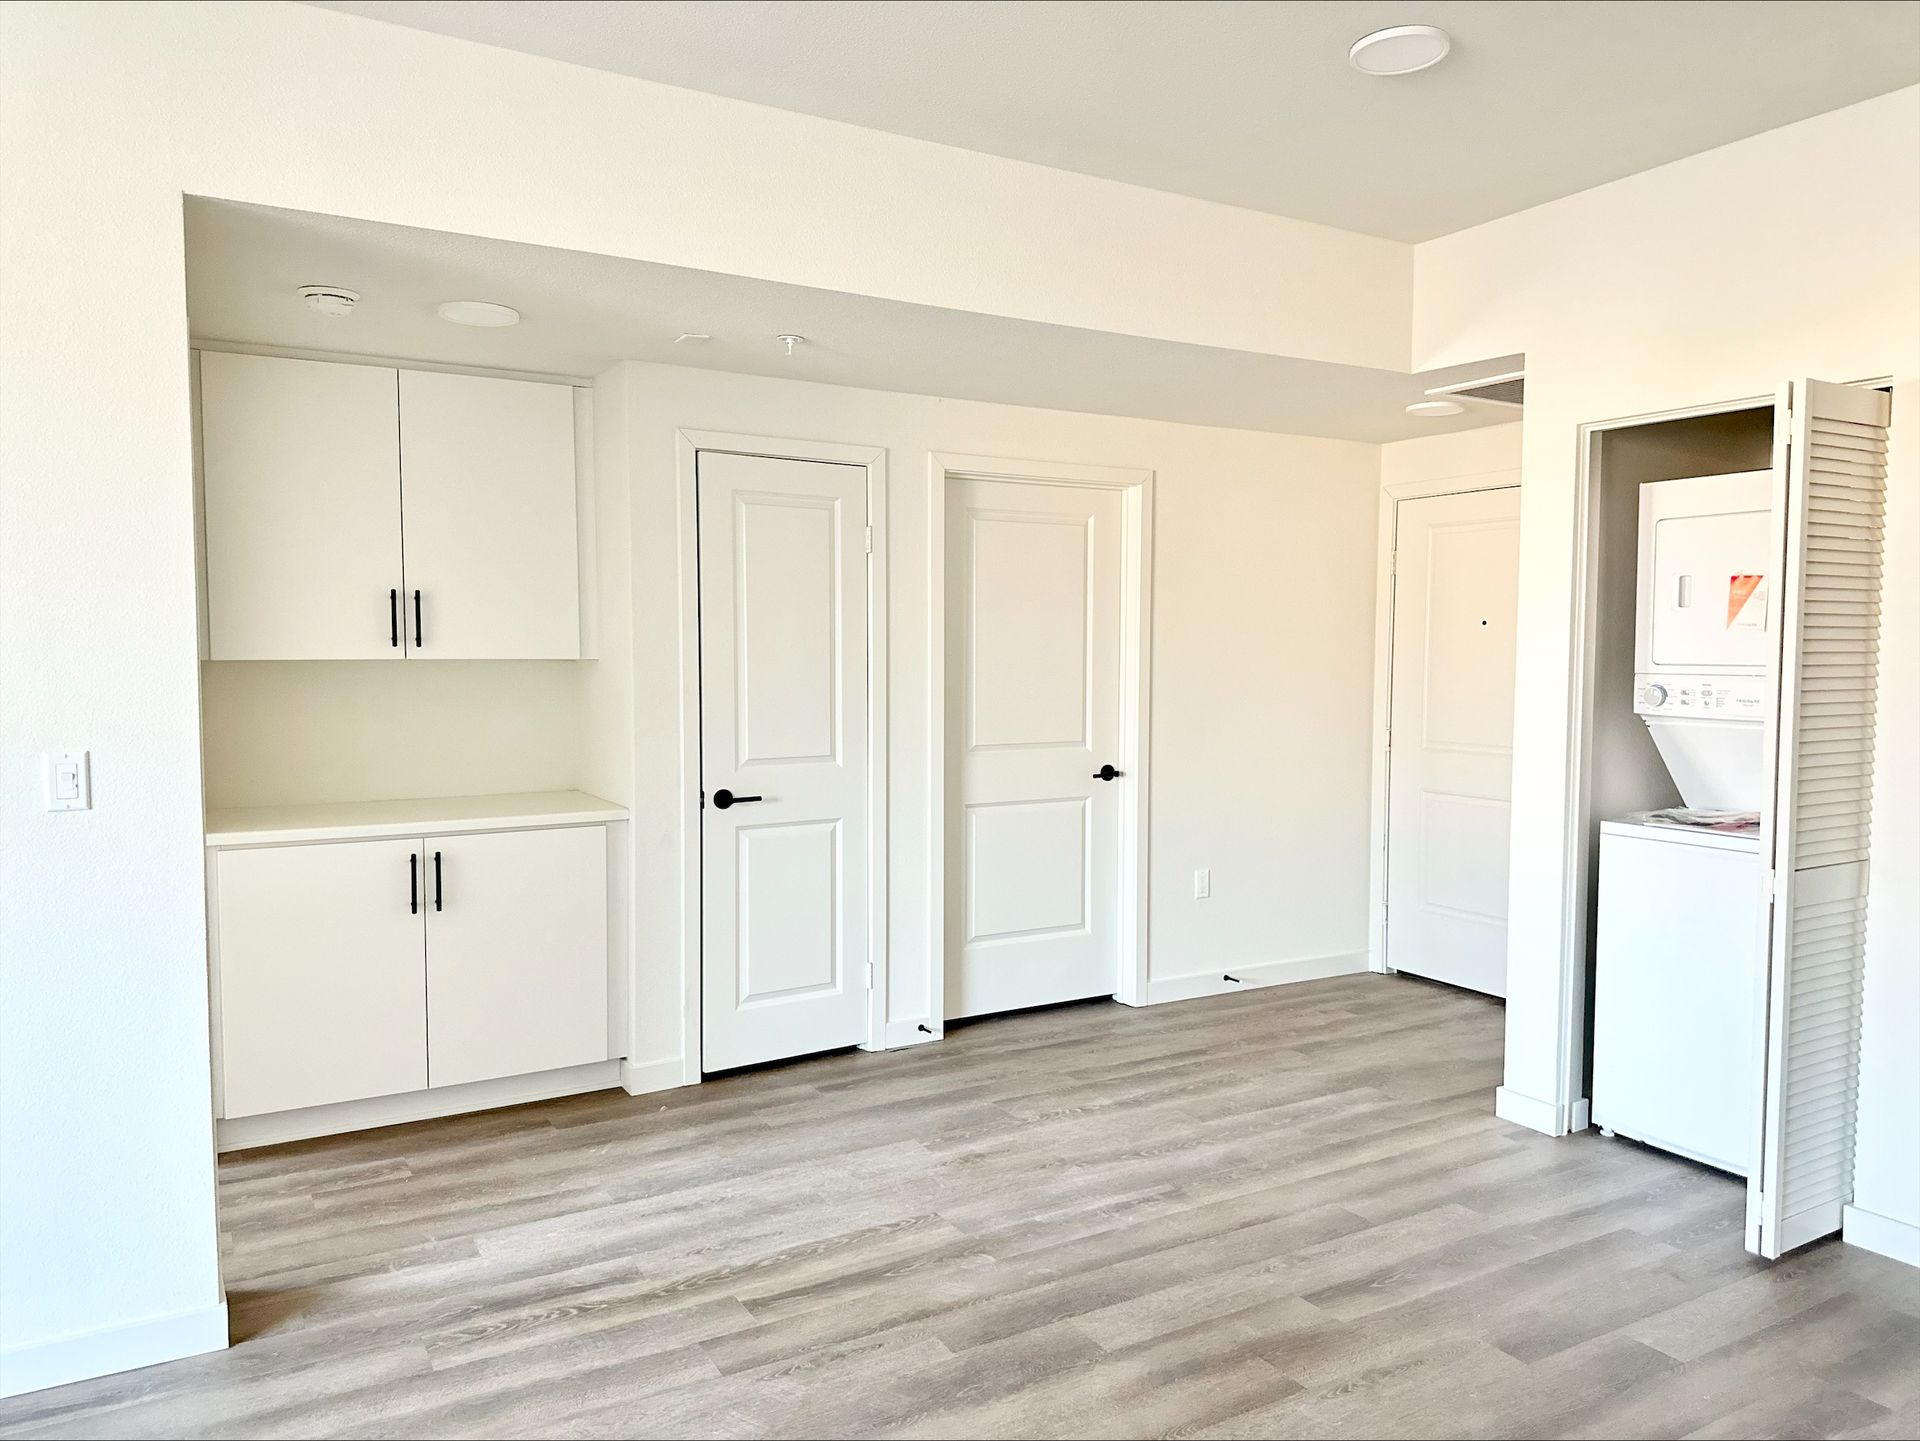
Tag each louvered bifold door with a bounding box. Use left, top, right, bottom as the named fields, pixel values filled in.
left=1747, top=379, right=1891, bottom=1260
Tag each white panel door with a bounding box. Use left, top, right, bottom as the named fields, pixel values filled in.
left=1385, top=487, right=1522, bottom=997
left=946, top=479, right=1123, bottom=1019
left=424, top=825, right=609, bottom=1088
left=1748, top=379, right=1890, bottom=1259
left=397, top=369, right=580, bottom=659
left=698, top=451, right=869, bottom=1071
left=216, top=838, right=426, bottom=1118
left=200, top=351, right=404, bottom=660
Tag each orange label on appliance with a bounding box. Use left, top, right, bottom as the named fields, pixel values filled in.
left=1728, top=574, right=1765, bottom=630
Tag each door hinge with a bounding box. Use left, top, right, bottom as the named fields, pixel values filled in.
left=864, top=525, right=874, bottom=554
left=864, top=959, right=875, bottom=990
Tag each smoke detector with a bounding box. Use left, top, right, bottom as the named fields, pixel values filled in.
left=299, top=286, right=359, bottom=319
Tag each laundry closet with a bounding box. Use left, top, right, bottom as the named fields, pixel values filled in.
left=192, top=335, right=632, bottom=1150
left=1574, top=381, right=1891, bottom=1260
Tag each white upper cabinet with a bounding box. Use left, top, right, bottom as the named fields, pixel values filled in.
left=201, top=352, right=405, bottom=660
left=398, top=370, right=581, bottom=659
left=198, top=353, right=581, bottom=661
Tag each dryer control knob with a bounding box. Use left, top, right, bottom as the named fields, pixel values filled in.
left=1644, top=684, right=1668, bottom=707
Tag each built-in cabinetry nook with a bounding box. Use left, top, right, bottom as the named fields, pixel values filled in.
left=194, top=348, right=630, bottom=1150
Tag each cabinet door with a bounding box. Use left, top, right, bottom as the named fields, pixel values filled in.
left=398, top=371, right=580, bottom=659
left=216, top=839, right=427, bottom=1118
left=201, top=352, right=404, bottom=659
left=424, top=826, right=608, bottom=1087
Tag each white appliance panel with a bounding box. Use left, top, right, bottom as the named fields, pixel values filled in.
left=1635, top=471, right=1774, bottom=677
left=1592, top=821, right=1764, bottom=1176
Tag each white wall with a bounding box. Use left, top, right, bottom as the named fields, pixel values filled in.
left=601, top=361, right=1381, bottom=1066
left=1379, top=421, right=1523, bottom=491
left=0, top=3, right=1394, bottom=1384
left=1413, top=88, right=1920, bottom=1246
left=199, top=662, right=585, bottom=809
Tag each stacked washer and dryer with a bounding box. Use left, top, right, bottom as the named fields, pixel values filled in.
left=1591, top=469, right=1774, bottom=1176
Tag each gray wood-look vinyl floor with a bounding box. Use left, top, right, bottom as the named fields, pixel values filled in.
left=5, top=974, right=1917, bottom=1440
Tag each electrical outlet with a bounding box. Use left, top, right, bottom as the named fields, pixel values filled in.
left=1194, top=867, right=1211, bottom=900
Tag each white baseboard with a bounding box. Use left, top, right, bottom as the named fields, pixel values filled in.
left=881, top=1017, right=942, bottom=1048
left=1144, top=951, right=1368, bottom=1007
left=1495, top=1084, right=1571, bottom=1136
left=1843, top=1204, right=1920, bottom=1268
left=216, top=1060, right=622, bottom=1151
left=619, top=1056, right=689, bottom=1097
left=0, top=1300, right=228, bottom=1400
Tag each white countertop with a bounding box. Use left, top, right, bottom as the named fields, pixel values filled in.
left=205, top=790, right=628, bottom=847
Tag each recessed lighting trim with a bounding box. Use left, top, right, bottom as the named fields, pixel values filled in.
left=436, top=300, right=520, bottom=328
left=1406, top=398, right=1466, bottom=418
left=1350, top=24, right=1451, bottom=76
left=299, top=285, right=359, bottom=318
left=674, top=333, right=712, bottom=344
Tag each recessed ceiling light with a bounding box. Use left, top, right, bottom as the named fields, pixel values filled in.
left=1350, top=24, right=1451, bottom=76
left=298, top=285, right=359, bottom=318
left=436, top=300, right=520, bottom=328
left=674, top=333, right=712, bottom=344
left=1406, top=398, right=1466, bottom=418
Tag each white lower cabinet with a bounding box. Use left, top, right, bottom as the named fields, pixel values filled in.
left=216, top=837, right=429, bottom=1118
left=213, top=821, right=610, bottom=1126
left=423, top=825, right=608, bottom=1088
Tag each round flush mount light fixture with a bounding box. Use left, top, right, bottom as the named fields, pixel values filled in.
left=776, top=333, right=806, bottom=357
left=1349, top=24, right=1451, bottom=76
left=1406, top=398, right=1466, bottom=418
left=436, top=299, right=521, bottom=328
left=299, top=285, right=359, bottom=318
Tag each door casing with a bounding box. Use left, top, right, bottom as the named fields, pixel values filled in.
left=927, top=453, right=1155, bottom=1040
left=674, top=431, right=888, bottom=1083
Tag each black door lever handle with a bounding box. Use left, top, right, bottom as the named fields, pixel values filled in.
left=711, top=789, right=764, bottom=810
left=1093, top=764, right=1123, bottom=781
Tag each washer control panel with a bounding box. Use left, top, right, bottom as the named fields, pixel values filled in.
left=1634, top=672, right=1769, bottom=719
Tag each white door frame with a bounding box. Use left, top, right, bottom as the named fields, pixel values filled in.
left=674, top=429, right=889, bottom=1082
left=1542, top=392, right=1772, bottom=1131
left=927, top=453, right=1154, bottom=1035
left=1365, top=468, right=1521, bottom=976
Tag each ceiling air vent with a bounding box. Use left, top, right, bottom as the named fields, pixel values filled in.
left=1424, top=370, right=1525, bottom=409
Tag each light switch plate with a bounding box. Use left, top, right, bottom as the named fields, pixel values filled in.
left=1194, top=867, right=1211, bottom=900
left=43, top=750, right=90, bottom=811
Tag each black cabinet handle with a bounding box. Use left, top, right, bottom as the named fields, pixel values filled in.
left=389, top=588, right=400, bottom=648
left=433, top=851, right=443, bottom=912
left=413, top=589, right=423, bottom=650
left=409, top=852, right=419, bottom=914
left=1093, top=764, right=1123, bottom=781
left=711, top=788, right=764, bottom=810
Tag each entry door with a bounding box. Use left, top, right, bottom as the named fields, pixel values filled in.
left=698, top=451, right=870, bottom=1071
left=946, top=478, right=1124, bottom=1019
left=1385, top=487, right=1522, bottom=996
